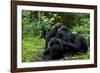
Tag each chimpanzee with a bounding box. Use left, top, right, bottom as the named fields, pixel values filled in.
left=41, top=22, right=61, bottom=39
left=41, top=23, right=88, bottom=61
left=55, top=25, right=88, bottom=53
left=41, top=28, right=51, bottom=39
left=41, top=22, right=62, bottom=49
left=71, top=34, right=88, bottom=53
left=42, top=34, right=88, bottom=61
left=41, top=38, right=67, bottom=60
left=55, top=26, right=73, bottom=42
left=52, top=22, right=61, bottom=31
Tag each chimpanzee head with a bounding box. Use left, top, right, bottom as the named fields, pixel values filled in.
left=42, top=38, right=66, bottom=61
left=41, top=28, right=51, bottom=39
left=53, top=22, right=61, bottom=31
left=58, top=26, right=69, bottom=32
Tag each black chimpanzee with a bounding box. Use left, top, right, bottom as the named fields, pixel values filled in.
left=41, top=38, right=67, bottom=60
left=55, top=25, right=88, bottom=53
left=41, top=22, right=61, bottom=39
left=41, top=23, right=88, bottom=61
left=55, top=26, right=73, bottom=42
left=42, top=34, right=88, bottom=61
left=41, top=22, right=61, bottom=49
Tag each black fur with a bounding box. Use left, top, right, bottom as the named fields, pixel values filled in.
left=41, top=22, right=88, bottom=61
left=42, top=38, right=67, bottom=60
left=41, top=23, right=61, bottom=49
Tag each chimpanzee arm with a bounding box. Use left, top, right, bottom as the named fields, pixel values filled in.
left=63, top=42, right=82, bottom=52
left=73, top=35, right=88, bottom=53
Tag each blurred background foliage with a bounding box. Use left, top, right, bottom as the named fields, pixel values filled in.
left=22, top=10, right=90, bottom=62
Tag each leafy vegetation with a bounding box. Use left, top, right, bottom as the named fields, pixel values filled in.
left=22, top=10, right=90, bottom=62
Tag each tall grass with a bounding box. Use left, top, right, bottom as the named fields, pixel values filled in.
left=22, top=36, right=45, bottom=62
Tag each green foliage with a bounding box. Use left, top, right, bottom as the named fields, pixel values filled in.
left=72, top=18, right=90, bottom=38
left=22, top=10, right=32, bottom=25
